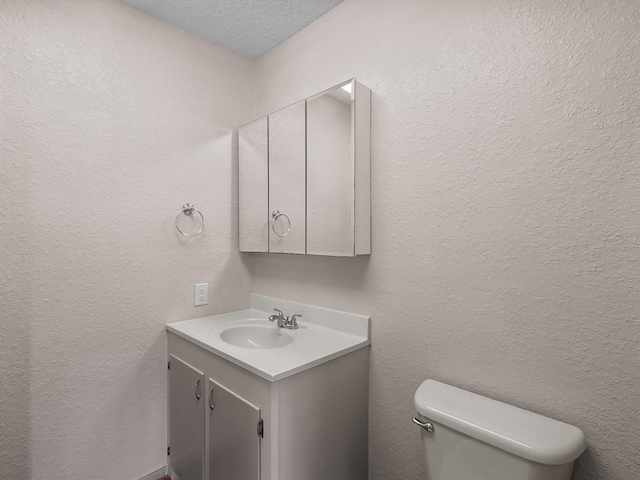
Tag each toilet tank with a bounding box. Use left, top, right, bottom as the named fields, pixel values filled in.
left=414, top=380, right=586, bottom=480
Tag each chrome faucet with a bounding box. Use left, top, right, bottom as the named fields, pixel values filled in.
left=269, top=308, right=286, bottom=325
left=268, top=308, right=301, bottom=330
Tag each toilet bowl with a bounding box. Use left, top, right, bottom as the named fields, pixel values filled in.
left=414, top=379, right=586, bottom=480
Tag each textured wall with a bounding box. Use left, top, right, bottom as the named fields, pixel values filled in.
left=2, top=1, right=639, bottom=479
left=251, top=1, right=640, bottom=479
left=0, top=1, right=253, bottom=479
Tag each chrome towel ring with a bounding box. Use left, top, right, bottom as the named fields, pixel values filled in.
left=271, top=210, right=291, bottom=237
left=176, top=203, right=204, bottom=237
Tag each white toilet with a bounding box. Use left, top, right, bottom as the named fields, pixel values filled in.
left=414, top=379, right=586, bottom=480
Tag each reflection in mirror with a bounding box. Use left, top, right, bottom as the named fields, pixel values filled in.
left=307, top=80, right=354, bottom=256
left=239, top=117, right=268, bottom=252
left=269, top=100, right=306, bottom=254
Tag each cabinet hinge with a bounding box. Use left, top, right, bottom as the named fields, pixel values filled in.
left=257, top=419, right=264, bottom=438
left=167, top=445, right=170, bottom=456
left=167, top=361, right=170, bottom=370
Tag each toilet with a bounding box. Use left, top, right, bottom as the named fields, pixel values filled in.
left=414, top=379, right=586, bottom=480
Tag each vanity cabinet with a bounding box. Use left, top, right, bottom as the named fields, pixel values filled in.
left=238, top=78, right=371, bottom=257
left=167, top=331, right=369, bottom=480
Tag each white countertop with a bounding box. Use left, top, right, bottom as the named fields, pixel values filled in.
left=166, top=295, right=371, bottom=382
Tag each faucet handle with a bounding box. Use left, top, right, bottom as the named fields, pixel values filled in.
left=269, top=308, right=285, bottom=322
left=290, top=314, right=302, bottom=327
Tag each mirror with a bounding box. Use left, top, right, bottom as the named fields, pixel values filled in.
left=307, top=80, right=355, bottom=256
left=268, top=100, right=306, bottom=254
left=238, top=116, right=268, bottom=252
left=238, top=79, right=370, bottom=256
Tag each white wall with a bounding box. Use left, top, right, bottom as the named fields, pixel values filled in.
left=0, top=1, right=253, bottom=478
left=252, top=1, right=640, bottom=479
left=2, top=1, right=639, bottom=479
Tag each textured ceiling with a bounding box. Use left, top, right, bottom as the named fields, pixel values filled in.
left=119, top=0, right=344, bottom=59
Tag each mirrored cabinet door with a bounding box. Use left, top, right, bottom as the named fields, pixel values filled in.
left=239, top=117, right=268, bottom=252
left=268, top=100, right=306, bottom=254
left=307, top=79, right=359, bottom=256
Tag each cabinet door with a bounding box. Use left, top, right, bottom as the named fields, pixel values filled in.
left=169, top=355, right=205, bottom=480
left=208, top=378, right=261, bottom=480
left=307, top=81, right=354, bottom=256
left=268, top=100, right=306, bottom=254
left=307, top=79, right=371, bottom=256
left=239, top=117, right=268, bottom=252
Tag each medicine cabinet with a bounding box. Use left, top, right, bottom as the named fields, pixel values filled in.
left=238, top=78, right=371, bottom=257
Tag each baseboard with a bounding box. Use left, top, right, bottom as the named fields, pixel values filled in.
left=137, top=466, right=166, bottom=480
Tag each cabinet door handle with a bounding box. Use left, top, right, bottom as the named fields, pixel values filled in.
left=194, top=378, right=201, bottom=400
left=209, top=386, right=215, bottom=410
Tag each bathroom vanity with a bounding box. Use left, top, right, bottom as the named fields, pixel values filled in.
left=166, top=295, right=371, bottom=480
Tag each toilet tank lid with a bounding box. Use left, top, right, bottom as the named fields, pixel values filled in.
left=414, top=380, right=586, bottom=465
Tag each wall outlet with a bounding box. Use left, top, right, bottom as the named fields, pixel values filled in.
left=195, top=283, right=208, bottom=306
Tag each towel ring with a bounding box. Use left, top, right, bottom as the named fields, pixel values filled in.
left=271, top=210, right=291, bottom=237
left=176, top=203, right=204, bottom=237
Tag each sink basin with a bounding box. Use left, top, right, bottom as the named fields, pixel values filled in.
left=166, top=297, right=370, bottom=381
left=220, top=324, right=294, bottom=349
